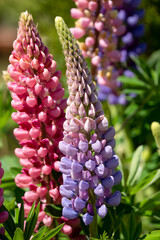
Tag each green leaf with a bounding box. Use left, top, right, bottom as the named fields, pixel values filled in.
left=15, top=207, right=19, bottom=225
left=155, top=60, right=160, bottom=86
left=0, top=205, right=16, bottom=238
left=139, top=191, right=160, bottom=211
left=121, top=221, right=129, bottom=240
left=41, top=223, right=64, bottom=240
left=130, top=67, right=150, bottom=85
left=133, top=221, right=142, bottom=240
left=143, top=230, right=160, bottom=240
left=130, top=169, right=160, bottom=195
left=131, top=57, right=152, bottom=83
left=147, top=50, right=160, bottom=67
left=129, top=212, right=136, bottom=240
left=18, top=201, right=24, bottom=230
left=24, top=203, right=40, bottom=240
left=127, top=146, right=144, bottom=186
left=13, top=228, right=24, bottom=240
left=25, top=202, right=36, bottom=222
left=5, top=198, right=16, bottom=211
left=118, top=76, right=149, bottom=89
left=32, top=226, right=47, bottom=240
left=44, top=204, right=62, bottom=218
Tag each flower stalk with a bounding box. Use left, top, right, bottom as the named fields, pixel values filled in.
left=7, top=11, right=66, bottom=228
left=55, top=16, right=122, bottom=231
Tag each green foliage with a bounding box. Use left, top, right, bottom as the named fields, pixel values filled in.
left=13, top=228, right=24, bottom=240
left=31, top=226, right=47, bottom=240
left=40, top=223, right=64, bottom=240
left=118, top=55, right=160, bottom=147
left=91, top=231, right=112, bottom=240
left=130, top=169, right=160, bottom=195
left=121, top=211, right=142, bottom=240
left=0, top=204, right=16, bottom=239
left=0, top=201, right=64, bottom=240
left=127, top=146, right=144, bottom=186
left=44, top=204, right=62, bottom=218
left=142, top=230, right=160, bottom=240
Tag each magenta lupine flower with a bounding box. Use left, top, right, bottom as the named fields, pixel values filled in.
left=55, top=17, right=122, bottom=225
left=70, top=0, right=126, bottom=104
left=7, top=11, right=66, bottom=227
left=0, top=162, right=9, bottom=235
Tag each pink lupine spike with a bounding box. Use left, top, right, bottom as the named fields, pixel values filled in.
left=6, top=11, right=66, bottom=230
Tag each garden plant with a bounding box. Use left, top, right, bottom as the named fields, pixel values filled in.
left=0, top=0, right=160, bottom=239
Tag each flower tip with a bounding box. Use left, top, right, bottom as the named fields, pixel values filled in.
left=151, top=122, right=160, bottom=134
left=55, top=16, right=63, bottom=28
left=20, top=11, right=32, bottom=22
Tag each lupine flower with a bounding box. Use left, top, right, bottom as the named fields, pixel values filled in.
left=70, top=0, right=126, bottom=104
left=7, top=11, right=66, bottom=228
left=0, top=162, right=9, bottom=235
left=117, top=0, right=146, bottom=76
left=55, top=16, right=122, bottom=225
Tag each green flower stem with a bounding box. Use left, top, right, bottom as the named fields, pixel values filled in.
left=89, top=189, right=98, bottom=238
left=89, top=210, right=98, bottom=238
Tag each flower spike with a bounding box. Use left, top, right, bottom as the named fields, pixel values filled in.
left=55, top=16, right=122, bottom=225
left=7, top=11, right=66, bottom=228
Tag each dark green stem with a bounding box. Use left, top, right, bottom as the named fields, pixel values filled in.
left=89, top=190, right=98, bottom=238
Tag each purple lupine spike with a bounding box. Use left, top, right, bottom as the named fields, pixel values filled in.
left=55, top=16, right=122, bottom=225
left=70, top=0, right=127, bottom=104
left=117, top=0, right=146, bottom=75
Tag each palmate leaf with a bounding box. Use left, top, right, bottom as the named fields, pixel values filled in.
left=18, top=201, right=24, bottom=230
left=121, top=220, right=129, bottom=240
left=32, top=226, right=47, bottom=240
left=121, top=212, right=142, bottom=240
left=24, top=202, right=40, bottom=240
left=127, top=146, right=144, bottom=187
left=5, top=198, right=16, bottom=212
left=13, top=228, right=24, bottom=240
left=129, top=212, right=136, bottom=240
left=118, top=76, right=149, bottom=90
left=142, top=230, right=160, bottom=240
left=147, top=50, right=160, bottom=67
left=122, top=88, right=144, bottom=95
left=155, top=60, right=160, bottom=86
left=130, top=169, right=160, bottom=195
left=41, top=223, right=64, bottom=240
left=139, top=191, right=160, bottom=212
left=131, top=57, right=153, bottom=84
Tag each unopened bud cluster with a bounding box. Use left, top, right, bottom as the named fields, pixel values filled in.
left=70, top=0, right=126, bottom=104
left=7, top=11, right=66, bottom=227
left=56, top=17, right=122, bottom=225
